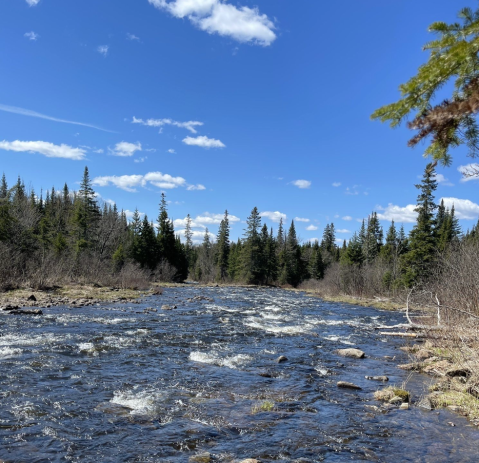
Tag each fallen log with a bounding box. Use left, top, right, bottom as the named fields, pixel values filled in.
left=379, top=332, right=425, bottom=338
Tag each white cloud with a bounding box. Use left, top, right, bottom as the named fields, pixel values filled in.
left=94, top=192, right=116, bottom=207
left=0, top=103, right=114, bottom=133
left=441, top=198, right=479, bottom=220
left=174, top=212, right=240, bottom=229
left=127, top=33, right=140, bottom=41
left=306, top=224, right=318, bottom=231
left=345, top=187, right=359, bottom=195
left=336, top=229, right=351, bottom=233
left=0, top=140, right=86, bottom=160
left=458, top=164, right=479, bottom=182
left=433, top=173, right=453, bottom=186
left=332, top=182, right=341, bottom=187
left=292, top=179, right=311, bottom=189
left=124, top=209, right=145, bottom=219
left=187, top=184, right=206, bottom=190
left=97, top=45, right=109, bottom=56
left=109, top=141, right=142, bottom=157
left=183, top=135, right=225, bottom=148
left=342, top=216, right=352, bottom=221
left=148, top=0, right=276, bottom=46
left=134, top=156, right=147, bottom=163
left=92, top=171, right=191, bottom=192
left=176, top=228, right=216, bottom=244
left=93, top=149, right=104, bottom=154
left=261, top=211, right=287, bottom=223
left=133, top=116, right=203, bottom=134
left=26, top=0, right=40, bottom=6
left=294, top=217, right=310, bottom=222
left=168, top=149, right=176, bottom=154
left=24, top=31, right=39, bottom=41
left=376, top=203, right=417, bottom=223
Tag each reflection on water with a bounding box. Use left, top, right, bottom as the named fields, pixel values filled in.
left=1, top=287, right=478, bottom=462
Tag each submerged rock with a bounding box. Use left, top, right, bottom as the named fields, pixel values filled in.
left=161, top=305, right=173, bottom=310
left=277, top=355, right=288, bottom=363
left=336, top=348, right=365, bottom=359
left=399, top=403, right=409, bottom=410
left=189, top=452, right=210, bottom=463
left=27, top=294, right=37, bottom=301
left=337, top=381, right=362, bottom=390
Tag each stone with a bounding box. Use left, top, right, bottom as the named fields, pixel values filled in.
left=365, top=375, right=389, bottom=382
left=399, top=403, right=409, bottom=410
left=189, top=452, right=210, bottom=463
left=10, top=309, right=43, bottom=315
left=161, top=305, right=172, bottom=310
left=27, top=294, right=37, bottom=301
left=337, top=381, right=362, bottom=390
left=445, top=368, right=471, bottom=378
left=277, top=355, right=288, bottom=363
left=389, top=396, right=403, bottom=405
left=336, top=348, right=365, bottom=359
left=239, top=460, right=259, bottom=463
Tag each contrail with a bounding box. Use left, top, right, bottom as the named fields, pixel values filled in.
left=0, top=103, right=116, bottom=133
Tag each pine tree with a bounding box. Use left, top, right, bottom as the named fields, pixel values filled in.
left=310, top=240, right=324, bottom=279
left=401, top=163, right=438, bottom=284
left=284, top=220, right=303, bottom=287
left=157, top=192, right=176, bottom=268
left=216, top=210, right=230, bottom=281
left=0, top=174, right=7, bottom=200
left=184, top=213, right=193, bottom=267
left=241, top=207, right=263, bottom=283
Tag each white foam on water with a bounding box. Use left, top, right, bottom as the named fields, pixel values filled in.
left=189, top=351, right=252, bottom=369
left=260, top=313, right=284, bottom=320
left=110, top=389, right=168, bottom=415
left=323, top=335, right=355, bottom=345
left=244, top=320, right=312, bottom=335
left=263, top=305, right=283, bottom=312
left=0, top=332, right=70, bottom=348
left=0, top=347, right=22, bottom=358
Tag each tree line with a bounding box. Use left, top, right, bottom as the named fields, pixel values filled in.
left=0, top=165, right=477, bottom=292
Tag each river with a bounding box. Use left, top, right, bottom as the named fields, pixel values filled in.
left=1, top=287, right=478, bottom=462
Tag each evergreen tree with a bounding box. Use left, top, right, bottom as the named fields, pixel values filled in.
left=157, top=192, right=176, bottom=269
left=401, top=163, right=438, bottom=284
left=310, top=240, right=324, bottom=279
left=241, top=207, right=263, bottom=283
left=184, top=213, right=193, bottom=269
left=284, top=220, right=303, bottom=287
left=73, top=167, right=99, bottom=248
left=0, top=174, right=7, bottom=200
left=216, top=210, right=230, bottom=281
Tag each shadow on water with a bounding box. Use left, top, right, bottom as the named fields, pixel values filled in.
left=1, top=287, right=479, bottom=462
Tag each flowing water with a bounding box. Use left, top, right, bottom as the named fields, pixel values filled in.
left=1, top=287, right=479, bottom=462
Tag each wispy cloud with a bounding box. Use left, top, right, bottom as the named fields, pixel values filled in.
left=26, top=0, right=40, bottom=6
left=0, top=140, right=86, bottom=160
left=133, top=116, right=203, bottom=134
left=168, top=149, right=176, bottom=154
left=134, top=157, right=148, bottom=163
left=336, top=229, right=351, bottom=233
left=127, top=33, right=140, bottom=41
left=0, top=103, right=114, bottom=133
left=433, top=173, right=454, bottom=186
left=97, top=45, right=109, bottom=56
left=24, top=31, right=39, bottom=41
left=292, top=179, right=311, bottom=189
left=342, top=216, right=353, bottom=221
left=306, top=224, right=318, bottom=231
left=332, top=182, right=341, bottom=187
left=294, top=217, right=310, bottom=222
left=148, top=0, right=276, bottom=46
left=261, top=211, right=286, bottom=223
left=183, top=135, right=225, bottom=148
left=187, top=184, right=206, bottom=191
left=109, top=141, right=142, bottom=157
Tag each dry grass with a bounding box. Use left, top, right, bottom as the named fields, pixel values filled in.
left=251, top=400, right=275, bottom=414
left=374, top=386, right=410, bottom=403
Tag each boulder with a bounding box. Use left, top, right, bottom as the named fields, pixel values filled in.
left=337, top=381, right=362, bottom=390
left=161, top=305, right=172, bottom=310
left=446, top=368, right=471, bottom=378
left=27, top=294, right=37, bottom=301
left=336, top=348, right=365, bottom=359
left=365, top=375, right=389, bottom=382
left=277, top=355, right=288, bottom=363
left=399, top=403, right=409, bottom=410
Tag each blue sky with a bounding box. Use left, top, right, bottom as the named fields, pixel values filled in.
left=1, top=0, right=478, bottom=243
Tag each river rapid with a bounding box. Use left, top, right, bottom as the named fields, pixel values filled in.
left=1, top=287, right=479, bottom=462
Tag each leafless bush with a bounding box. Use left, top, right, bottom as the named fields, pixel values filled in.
left=155, top=259, right=178, bottom=283
left=117, top=262, right=150, bottom=290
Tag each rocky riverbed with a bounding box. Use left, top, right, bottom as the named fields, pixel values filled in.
left=1, top=286, right=479, bottom=462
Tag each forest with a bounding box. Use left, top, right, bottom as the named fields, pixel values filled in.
left=0, top=163, right=477, bottom=301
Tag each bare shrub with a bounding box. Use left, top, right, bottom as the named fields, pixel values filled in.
left=155, top=259, right=178, bottom=283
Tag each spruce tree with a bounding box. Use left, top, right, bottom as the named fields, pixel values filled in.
left=401, top=163, right=438, bottom=285
left=241, top=207, right=263, bottom=283
left=216, top=210, right=230, bottom=281
left=157, top=192, right=176, bottom=268
left=0, top=174, right=7, bottom=200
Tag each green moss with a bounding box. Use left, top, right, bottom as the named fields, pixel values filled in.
left=393, top=388, right=410, bottom=402
left=251, top=400, right=275, bottom=414
left=429, top=391, right=479, bottom=420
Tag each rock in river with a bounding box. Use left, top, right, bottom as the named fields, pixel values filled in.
left=337, top=381, right=362, bottom=390
left=277, top=355, right=288, bottom=363
left=336, top=348, right=365, bottom=359
left=365, top=375, right=389, bottom=382
left=189, top=452, right=210, bottom=463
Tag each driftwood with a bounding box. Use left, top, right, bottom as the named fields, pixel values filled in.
left=379, top=332, right=426, bottom=338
